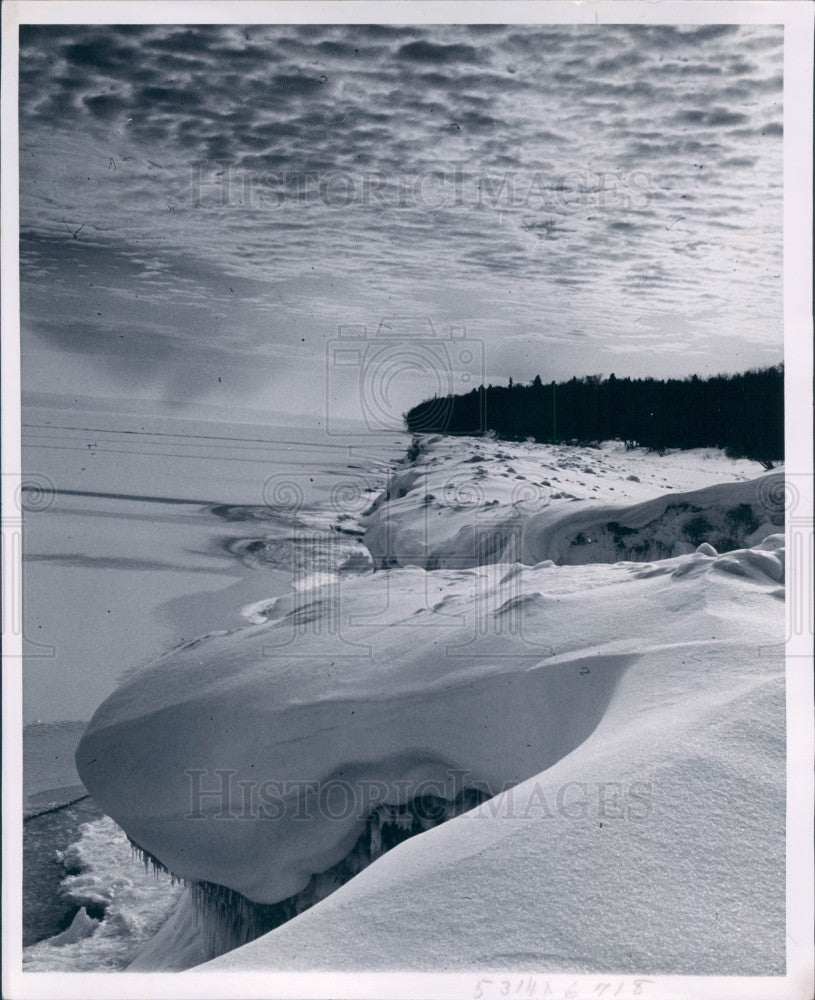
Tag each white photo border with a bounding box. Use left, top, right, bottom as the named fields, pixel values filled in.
left=2, top=3, right=812, bottom=999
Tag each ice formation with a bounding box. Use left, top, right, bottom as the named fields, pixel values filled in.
left=74, top=436, right=786, bottom=973
left=23, top=815, right=183, bottom=971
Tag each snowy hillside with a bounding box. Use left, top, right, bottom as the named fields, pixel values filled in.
left=202, top=549, right=785, bottom=975
left=363, top=435, right=781, bottom=569
left=74, top=435, right=787, bottom=975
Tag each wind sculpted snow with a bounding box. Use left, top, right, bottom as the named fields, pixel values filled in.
left=363, top=435, right=783, bottom=569
left=75, top=436, right=786, bottom=972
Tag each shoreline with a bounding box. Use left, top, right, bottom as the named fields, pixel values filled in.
left=21, top=433, right=402, bottom=964
left=24, top=434, right=785, bottom=973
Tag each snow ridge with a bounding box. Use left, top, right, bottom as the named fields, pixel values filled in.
left=75, top=435, right=786, bottom=973
left=363, top=435, right=783, bottom=569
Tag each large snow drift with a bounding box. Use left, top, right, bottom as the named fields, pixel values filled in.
left=77, top=560, right=784, bottom=970
left=363, top=436, right=782, bottom=569
left=75, top=436, right=785, bottom=973
left=203, top=572, right=784, bottom=974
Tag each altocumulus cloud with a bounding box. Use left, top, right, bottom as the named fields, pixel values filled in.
left=18, top=23, right=783, bottom=407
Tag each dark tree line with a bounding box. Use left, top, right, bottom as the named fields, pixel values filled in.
left=404, top=365, right=783, bottom=466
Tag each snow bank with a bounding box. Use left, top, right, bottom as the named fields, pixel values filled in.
left=77, top=539, right=784, bottom=971
left=363, top=435, right=783, bottom=569
left=126, top=891, right=205, bottom=972
left=203, top=590, right=784, bottom=974
left=130, top=787, right=489, bottom=965
left=515, top=474, right=783, bottom=566
left=74, top=435, right=785, bottom=973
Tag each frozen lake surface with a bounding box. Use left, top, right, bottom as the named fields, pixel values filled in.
left=21, top=398, right=406, bottom=724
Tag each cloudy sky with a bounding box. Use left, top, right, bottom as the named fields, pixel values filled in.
left=18, top=22, right=783, bottom=421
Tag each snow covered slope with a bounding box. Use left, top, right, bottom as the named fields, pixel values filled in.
left=75, top=436, right=786, bottom=973
left=363, top=436, right=782, bottom=569
left=203, top=551, right=785, bottom=975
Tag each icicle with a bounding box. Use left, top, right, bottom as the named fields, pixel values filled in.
left=129, top=785, right=492, bottom=962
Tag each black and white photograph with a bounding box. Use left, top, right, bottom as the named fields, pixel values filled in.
left=2, top=2, right=813, bottom=997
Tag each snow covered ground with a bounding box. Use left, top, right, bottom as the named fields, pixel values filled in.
left=363, top=435, right=780, bottom=569
left=71, top=433, right=789, bottom=976
left=202, top=552, right=785, bottom=975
